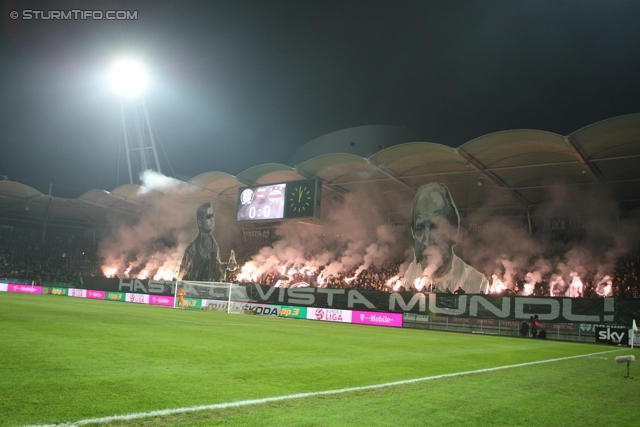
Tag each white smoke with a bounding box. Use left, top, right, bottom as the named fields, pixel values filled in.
left=461, top=184, right=640, bottom=295
left=237, top=189, right=409, bottom=283
left=138, top=170, right=198, bottom=196
left=99, top=173, right=238, bottom=281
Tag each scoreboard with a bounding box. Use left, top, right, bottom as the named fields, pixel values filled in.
left=236, top=179, right=321, bottom=222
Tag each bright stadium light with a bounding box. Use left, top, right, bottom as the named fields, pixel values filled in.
left=110, top=58, right=161, bottom=184
left=110, top=60, right=147, bottom=97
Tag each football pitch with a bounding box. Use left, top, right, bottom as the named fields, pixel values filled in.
left=1, top=293, right=637, bottom=427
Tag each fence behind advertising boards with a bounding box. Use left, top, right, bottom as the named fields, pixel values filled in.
left=402, top=313, right=632, bottom=344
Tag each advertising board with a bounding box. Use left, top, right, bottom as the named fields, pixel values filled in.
left=239, top=302, right=280, bottom=316
left=51, top=287, right=68, bottom=296
left=105, top=291, right=126, bottom=301
left=352, top=311, right=403, bottom=327
left=280, top=306, right=307, bottom=319
left=126, top=293, right=149, bottom=304
left=181, top=298, right=202, bottom=309
left=49, top=288, right=69, bottom=296
left=8, top=284, right=42, bottom=294
left=595, top=326, right=629, bottom=344
left=307, top=308, right=352, bottom=323
left=149, top=295, right=174, bottom=307
left=413, top=314, right=431, bottom=324
left=201, top=299, right=229, bottom=311
left=86, top=290, right=106, bottom=299
left=68, top=288, right=87, bottom=298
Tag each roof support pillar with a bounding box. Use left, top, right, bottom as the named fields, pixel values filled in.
left=367, top=158, right=418, bottom=190
left=564, top=136, right=606, bottom=183
left=457, top=148, right=531, bottom=211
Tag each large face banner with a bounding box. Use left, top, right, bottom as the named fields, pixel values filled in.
left=178, top=202, right=226, bottom=282
left=403, top=183, right=488, bottom=294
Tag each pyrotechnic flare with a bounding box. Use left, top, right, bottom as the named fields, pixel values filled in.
left=345, top=274, right=358, bottom=284
left=489, top=274, right=506, bottom=294
left=549, top=275, right=567, bottom=297
left=568, top=272, right=583, bottom=298
left=596, top=275, right=613, bottom=296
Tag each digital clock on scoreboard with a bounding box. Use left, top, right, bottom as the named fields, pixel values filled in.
left=236, top=179, right=320, bottom=222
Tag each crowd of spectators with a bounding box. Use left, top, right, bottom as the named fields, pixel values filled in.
left=483, top=257, right=640, bottom=298
left=1, top=225, right=639, bottom=298
left=240, top=260, right=404, bottom=292
left=0, top=226, right=99, bottom=284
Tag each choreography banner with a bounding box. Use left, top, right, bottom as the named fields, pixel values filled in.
left=80, top=277, right=175, bottom=296
left=77, top=279, right=640, bottom=323
left=79, top=277, right=249, bottom=300
left=246, top=284, right=634, bottom=323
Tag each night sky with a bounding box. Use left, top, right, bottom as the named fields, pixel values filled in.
left=1, top=0, right=639, bottom=198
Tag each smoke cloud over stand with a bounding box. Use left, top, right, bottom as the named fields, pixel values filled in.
left=458, top=184, right=640, bottom=294
left=98, top=171, right=239, bottom=281
left=97, top=172, right=639, bottom=296
left=237, top=188, right=410, bottom=284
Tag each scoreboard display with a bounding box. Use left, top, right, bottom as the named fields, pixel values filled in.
left=237, top=179, right=320, bottom=222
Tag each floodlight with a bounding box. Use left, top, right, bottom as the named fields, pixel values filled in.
left=110, top=60, right=147, bottom=97
left=111, top=59, right=161, bottom=183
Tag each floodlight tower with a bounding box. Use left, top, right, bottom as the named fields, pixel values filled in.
left=110, top=60, right=161, bottom=184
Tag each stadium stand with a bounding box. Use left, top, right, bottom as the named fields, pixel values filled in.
left=1, top=223, right=639, bottom=298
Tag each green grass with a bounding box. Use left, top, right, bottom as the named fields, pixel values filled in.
left=1, top=293, right=637, bottom=427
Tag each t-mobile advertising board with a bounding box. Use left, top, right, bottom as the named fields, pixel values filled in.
left=87, top=290, right=106, bottom=299
left=352, top=311, right=403, bottom=327
left=7, top=284, right=42, bottom=294
left=149, top=295, right=174, bottom=307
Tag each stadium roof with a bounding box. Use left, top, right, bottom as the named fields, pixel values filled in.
left=1, top=114, right=639, bottom=231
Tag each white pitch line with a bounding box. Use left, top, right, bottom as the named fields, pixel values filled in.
left=25, top=349, right=623, bottom=427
